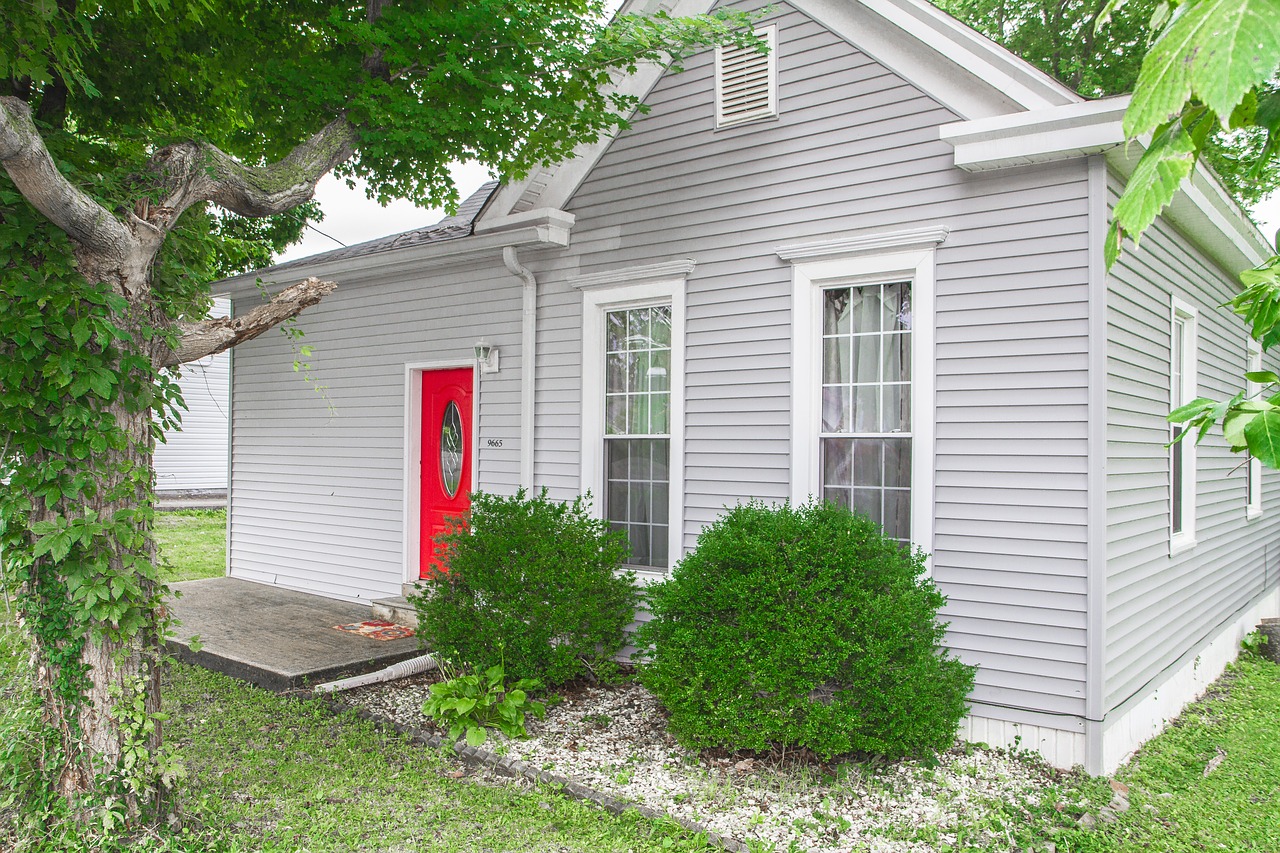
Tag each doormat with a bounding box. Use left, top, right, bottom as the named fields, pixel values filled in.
left=333, top=620, right=415, bottom=641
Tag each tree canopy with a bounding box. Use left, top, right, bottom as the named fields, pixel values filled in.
left=0, top=0, right=760, bottom=843
left=936, top=0, right=1280, bottom=209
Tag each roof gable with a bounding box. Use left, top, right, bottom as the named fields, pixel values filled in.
left=481, top=0, right=1079, bottom=221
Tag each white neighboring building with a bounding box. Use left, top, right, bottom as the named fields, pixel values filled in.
left=154, top=297, right=230, bottom=494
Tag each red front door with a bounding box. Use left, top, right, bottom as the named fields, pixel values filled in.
left=420, top=367, right=473, bottom=577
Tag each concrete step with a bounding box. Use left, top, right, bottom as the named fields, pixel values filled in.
left=371, top=595, right=419, bottom=629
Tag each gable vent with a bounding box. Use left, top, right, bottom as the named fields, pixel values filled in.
left=715, top=25, right=777, bottom=128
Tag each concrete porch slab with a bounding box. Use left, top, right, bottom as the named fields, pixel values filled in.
left=167, top=577, right=422, bottom=692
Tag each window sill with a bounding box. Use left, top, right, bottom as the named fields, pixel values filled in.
left=1247, top=507, right=1264, bottom=521
left=1169, top=534, right=1197, bottom=556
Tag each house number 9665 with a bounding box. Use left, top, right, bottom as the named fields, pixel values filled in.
left=486, top=439, right=503, bottom=448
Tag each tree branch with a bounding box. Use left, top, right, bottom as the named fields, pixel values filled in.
left=146, top=118, right=360, bottom=226
left=162, top=277, right=337, bottom=367
left=0, top=96, right=136, bottom=264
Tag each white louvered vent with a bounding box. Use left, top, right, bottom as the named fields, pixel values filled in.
left=715, top=26, right=777, bottom=128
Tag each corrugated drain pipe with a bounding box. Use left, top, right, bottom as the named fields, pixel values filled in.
left=503, top=245, right=537, bottom=490
left=312, top=652, right=439, bottom=694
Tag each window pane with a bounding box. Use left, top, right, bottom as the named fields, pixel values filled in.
left=606, top=395, right=626, bottom=435
left=607, top=480, right=629, bottom=521
left=883, top=384, right=910, bottom=432
left=608, top=439, right=629, bottom=479
left=606, top=311, right=627, bottom=352
left=628, top=524, right=650, bottom=566
left=652, top=482, right=669, bottom=524
left=824, top=289, right=852, bottom=335
left=651, top=307, right=672, bottom=347
left=651, top=439, right=669, bottom=481
left=651, top=526, right=669, bottom=569
left=853, top=384, right=879, bottom=432
left=606, top=353, right=626, bottom=394
left=650, top=349, right=671, bottom=393
left=822, top=386, right=849, bottom=432
left=852, top=439, right=882, bottom=487
left=823, top=336, right=850, bottom=384
left=629, top=393, right=651, bottom=434
left=823, top=439, right=852, bottom=485
left=852, top=335, right=879, bottom=383
left=883, top=437, right=911, bottom=489
left=883, top=490, right=911, bottom=542
left=852, top=488, right=881, bottom=525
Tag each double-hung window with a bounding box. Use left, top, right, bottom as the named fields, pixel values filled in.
left=820, top=282, right=912, bottom=542
left=1170, top=297, right=1197, bottom=551
left=604, top=305, right=672, bottom=568
left=575, top=263, right=689, bottom=576
left=783, top=230, right=942, bottom=554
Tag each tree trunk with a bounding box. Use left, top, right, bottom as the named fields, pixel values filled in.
left=24, top=301, right=170, bottom=824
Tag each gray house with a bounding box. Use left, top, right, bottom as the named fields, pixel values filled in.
left=154, top=297, right=230, bottom=495
left=215, top=0, right=1279, bottom=773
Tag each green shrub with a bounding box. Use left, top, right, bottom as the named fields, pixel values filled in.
left=636, top=500, right=975, bottom=760
left=411, top=489, right=638, bottom=686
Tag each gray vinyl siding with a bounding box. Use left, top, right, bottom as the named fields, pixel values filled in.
left=229, top=269, right=525, bottom=603
left=1105, top=172, right=1280, bottom=713
left=155, top=298, right=230, bottom=492
left=553, top=2, right=1093, bottom=727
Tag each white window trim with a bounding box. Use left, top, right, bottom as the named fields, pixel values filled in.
left=401, top=359, right=481, bottom=584
left=1170, top=297, right=1197, bottom=554
left=714, top=24, right=778, bottom=129
left=1246, top=336, right=1264, bottom=520
left=577, top=274, right=687, bottom=582
left=786, top=245, right=937, bottom=559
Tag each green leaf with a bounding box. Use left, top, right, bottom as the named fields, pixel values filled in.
left=1109, top=120, right=1199, bottom=263
left=1246, top=370, right=1280, bottom=384
left=1245, top=407, right=1280, bottom=466
left=465, top=725, right=487, bottom=747
left=1168, top=397, right=1217, bottom=421
left=1126, top=0, right=1280, bottom=137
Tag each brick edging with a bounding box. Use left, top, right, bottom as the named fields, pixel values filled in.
left=314, top=695, right=749, bottom=852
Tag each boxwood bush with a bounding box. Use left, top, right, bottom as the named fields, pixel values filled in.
left=636, top=500, right=975, bottom=760
left=412, top=489, right=638, bottom=686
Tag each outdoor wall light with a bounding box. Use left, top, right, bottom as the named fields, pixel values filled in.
left=474, top=341, right=500, bottom=374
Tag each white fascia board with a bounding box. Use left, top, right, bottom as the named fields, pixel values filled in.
left=802, top=0, right=1077, bottom=119
left=941, top=97, right=1129, bottom=171
left=214, top=213, right=573, bottom=300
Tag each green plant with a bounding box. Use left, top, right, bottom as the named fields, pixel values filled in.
left=637, top=500, right=976, bottom=760
left=1241, top=630, right=1266, bottom=656
left=411, top=489, right=639, bottom=686
left=423, top=661, right=546, bottom=747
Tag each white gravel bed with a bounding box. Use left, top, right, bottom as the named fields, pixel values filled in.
left=337, top=675, right=1067, bottom=852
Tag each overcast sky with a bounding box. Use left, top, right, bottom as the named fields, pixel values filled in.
left=277, top=167, right=1280, bottom=265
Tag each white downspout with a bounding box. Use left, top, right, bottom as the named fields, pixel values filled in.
left=502, top=246, right=537, bottom=490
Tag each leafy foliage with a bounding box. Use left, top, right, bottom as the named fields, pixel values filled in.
left=411, top=490, right=639, bottom=687
left=637, top=501, right=975, bottom=761
left=423, top=660, right=546, bottom=747
left=938, top=0, right=1280, bottom=208
left=1105, top=0, right=1280, bottom=467
left=0, top=0, right=764, bottom=835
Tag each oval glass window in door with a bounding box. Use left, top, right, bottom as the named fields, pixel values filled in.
left=440, top=401, right=464, bottom=498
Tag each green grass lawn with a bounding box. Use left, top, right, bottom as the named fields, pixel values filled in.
left=5, top=512, right=1280, bottom=850
left=154, top=509, right=227, bottom=582
left=1041, top=655, right=1280, bottom=852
